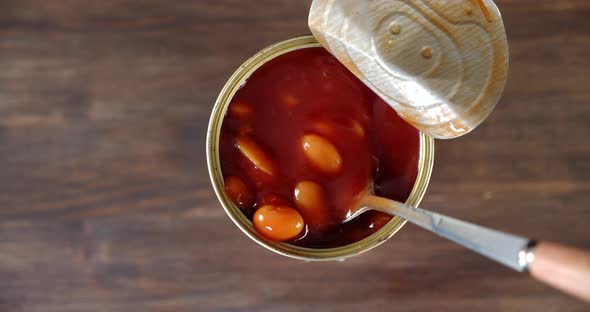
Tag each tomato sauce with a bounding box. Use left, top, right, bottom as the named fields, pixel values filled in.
left=219, top=47, right=420, bottom=248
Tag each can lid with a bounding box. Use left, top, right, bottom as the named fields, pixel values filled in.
left=309, top=0, right=508, bottom=139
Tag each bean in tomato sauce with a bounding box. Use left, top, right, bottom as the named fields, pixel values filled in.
left=219, top=47, right=420, bottom=248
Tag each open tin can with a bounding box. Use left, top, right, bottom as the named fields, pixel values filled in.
left=207, top=35, right=434, bottom=261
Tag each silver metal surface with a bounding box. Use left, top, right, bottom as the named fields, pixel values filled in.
left=352, top=195, right=532, bottom=271
left=518, top=246, right=536, bottom=271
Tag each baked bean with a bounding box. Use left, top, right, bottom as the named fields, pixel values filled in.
left=294, top=181, right=329, bottom=230
left=312, top=119, right=335, bottom=137
left=283, top=95, right=298, bottom=107
left=237, top=124, right=254, bottom=136
left=228, top=101, right=253, bottom=118
left=253, top=205, right=305, bottom=241
left=301, top=134, right=342, bottom=173
left=350, top=119, right=365, bottom=137
left=236, top=136, right=275, bottom=175
left=224, top=176, right=253, bottom=210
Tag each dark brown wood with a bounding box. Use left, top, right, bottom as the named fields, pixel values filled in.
left=0, top=0, right=589, bottom=311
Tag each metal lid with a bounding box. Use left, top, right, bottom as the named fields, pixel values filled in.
left=309, top=0, right=508, bottom=139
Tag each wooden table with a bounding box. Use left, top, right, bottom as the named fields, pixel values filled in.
left=0, top=1, right=588, bottom=311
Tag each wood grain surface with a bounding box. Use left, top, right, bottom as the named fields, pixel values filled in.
left=0, top=0, right=589, bottom=311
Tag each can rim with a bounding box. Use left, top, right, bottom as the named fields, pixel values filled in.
left=207, top=35, right=435, bottom=261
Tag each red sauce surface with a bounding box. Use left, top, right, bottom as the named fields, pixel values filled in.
left=219, top=47, right=420, bottom=248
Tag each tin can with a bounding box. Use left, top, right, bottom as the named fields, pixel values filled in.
left=207, top=35, right=434, bottom=261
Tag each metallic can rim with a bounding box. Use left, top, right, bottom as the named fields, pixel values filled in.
left=207, top=35, right=435, bottom=261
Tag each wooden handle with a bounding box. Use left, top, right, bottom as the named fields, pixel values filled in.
left=529, top=241, right=590, bottom=302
